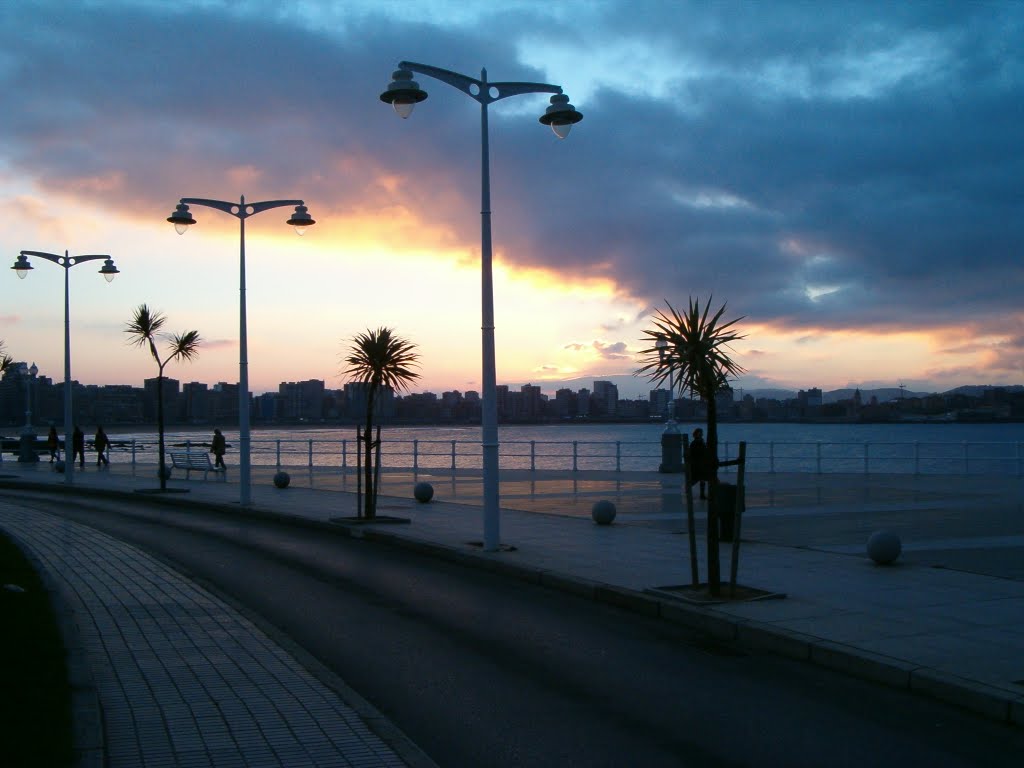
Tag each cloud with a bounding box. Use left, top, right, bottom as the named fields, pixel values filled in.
left=592, top=340, right=630, bottom=359
left=0, top=0, right=1022, bottom=382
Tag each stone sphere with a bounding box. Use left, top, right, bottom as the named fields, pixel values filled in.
left=867, top=529, right=902, bottom=565
left=273, top=471, right=291, bottom=489
left=54, top=460, right=65, bottom=474
left=591, top=500, right=617, bottom=525
left=158, top=464, right=172, bottom=481
left=414, top=482, right=434, bottom=503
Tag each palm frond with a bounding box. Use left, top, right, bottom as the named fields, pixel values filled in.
left=342, top=327, right=421, bottom=393
left=634, top=296, right=746, bottom=399
left=124, top=304, right=167, bottom=363
left=169, top=330, right=203, bottom=363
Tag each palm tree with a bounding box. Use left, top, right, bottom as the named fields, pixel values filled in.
left=636, top=297, right=745, bottom=593
left=342, top=328, right=420, bottom=519
left=125, top=305, right=201, bottom=490
left=0, top=339, right=13, bottom=375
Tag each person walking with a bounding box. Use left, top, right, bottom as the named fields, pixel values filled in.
left=211, top=428, right=227, bottom=470
left=687, top=427, right=709, bottom=500
left=46, top=426, right=59, bottom=462
left=72, top=425, right=85, bottom=469
left=94, top=425, right=110, bottom=467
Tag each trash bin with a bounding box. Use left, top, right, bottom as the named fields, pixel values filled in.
left=715, top=482, right=739, bottom=542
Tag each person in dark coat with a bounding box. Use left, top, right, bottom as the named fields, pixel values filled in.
left=94, top=426, right=110, bottom=467
left=211, top=428, right=227, bottom=469
left=47, top=426, right=59, bottom=462
left=72, top=425, right=85, bottom=469
left=687, top=427, right=709, bottom=500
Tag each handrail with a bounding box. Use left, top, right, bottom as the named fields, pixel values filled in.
left=91, top=436, right=1024, bottom=477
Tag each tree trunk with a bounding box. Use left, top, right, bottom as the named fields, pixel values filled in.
left=157, top=370, right=167, bottom=491
left=363, top=385, right=377, bottom=519
left=705, top=395, right=721, bottom=595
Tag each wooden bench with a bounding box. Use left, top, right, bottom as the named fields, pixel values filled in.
left=169, top=450, right=224, bottom=480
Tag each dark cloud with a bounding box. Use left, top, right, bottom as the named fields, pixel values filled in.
left=1, top=1, right=1022, bottom=348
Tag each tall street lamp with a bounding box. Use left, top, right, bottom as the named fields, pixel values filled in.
left=12, top=251, right=120, bottom=481
left=380, top=61, right=583, bottom=552
left=167, top=196, right=315, bottom=506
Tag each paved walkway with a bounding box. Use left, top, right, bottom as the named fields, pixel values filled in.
left=1, top=457, right=1022, bottom=765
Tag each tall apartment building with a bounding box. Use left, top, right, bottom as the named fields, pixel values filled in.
left=592, top=380, right=619, bottom=417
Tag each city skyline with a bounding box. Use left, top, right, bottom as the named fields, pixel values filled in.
left=2, top=2, right=1023, bottom=400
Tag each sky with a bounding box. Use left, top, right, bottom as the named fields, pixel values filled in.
left=1, top=0, right=1022, bottom=400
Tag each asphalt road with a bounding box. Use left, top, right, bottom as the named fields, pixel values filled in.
left=9, top=489, right=1024, bottom=767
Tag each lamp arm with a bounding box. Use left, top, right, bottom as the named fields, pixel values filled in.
left=179, top=197, right=306, bottom=219
left=486, top=81, right=564, bottom=101
left=19, top=251, right=111, bottom=268
left=399, top=61, right=480, bottom=94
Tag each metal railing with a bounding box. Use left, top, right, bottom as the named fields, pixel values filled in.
left=18, top=437, right=1014, bottom=476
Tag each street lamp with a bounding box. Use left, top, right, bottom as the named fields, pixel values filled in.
left=655, top=338, right=678, bottom=433
left=381, top=61, right=582, bottom=551
left=167, top=196, right=315, bottom=506
left=17, top=362, right=39, bottom=463
left=12, top=251, right=120, bottom=480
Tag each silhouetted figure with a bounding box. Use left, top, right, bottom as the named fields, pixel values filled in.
left=687, top=427, right=709, bottom=500
left=72, top=426, right=85, bottom=469
left=211, top=428, right=226, bottom=469
left=94, top=426, right=110, bottom=467
left=47, top=426, right=59, bottom=463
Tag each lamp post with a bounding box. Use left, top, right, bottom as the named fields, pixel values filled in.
left=656, top=337, right=683, bottom=473
left=167, top=196, right=315, bottom=506
left=655, top=338, right=678, bottom=433
left=381, top=61, right=582, bottom=552
left=12, top=251, right=119, bottom=481
left=17, top=362, right=39, bottom=463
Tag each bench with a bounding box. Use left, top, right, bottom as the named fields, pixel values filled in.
left=169, top=450, right=224, bottom=480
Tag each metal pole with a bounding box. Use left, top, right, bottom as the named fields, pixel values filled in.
left=64, top=257, right=74, bottom=484
left=238, top=206, right=251, bottom=505
left=479, top=73, right=500, bottom=551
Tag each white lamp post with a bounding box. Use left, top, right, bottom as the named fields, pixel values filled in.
left=655, top=338, right=678, bottom=433
left=12, top=251, right=119, bottom=480
left=381, top=61, right=582, bottom=552
left=167, top=196, right=315, bottom=506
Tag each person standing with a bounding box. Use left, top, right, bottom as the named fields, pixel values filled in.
left=46, top=426, right=59, bottom=463
left=94, top=425, right=110, bottom=467
left=211, top=428, right=227, bottom=470
left=72, top=425, right=85, bottom=469
left=687, top=427, right=709, bottom=500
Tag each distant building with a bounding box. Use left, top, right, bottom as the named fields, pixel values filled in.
left=592, top=381, right=618, bottom=417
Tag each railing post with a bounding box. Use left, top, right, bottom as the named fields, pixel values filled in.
left=914, top=441, right=920, bottom=475
left=342, top=439, right=347, bottom=470
left=816, top=441, right=822, bottom=475
left=616, top=440, right=621, bottom=472
left=413, top=439, right=419, bottom=473
left=530, top=440, right=536, bottom=471
left=864, top=442, right=869, bottom=475
left=131, top=439, right=137, bottom=467
left=572, top=440, right=578, bottom=472
left=451, top=440, right=457, bottom=473
left=308, top=439, right=314, bottom=468
left=275, top=440, right=281, bottom=469
left=769, top=441, right=775, bottom=474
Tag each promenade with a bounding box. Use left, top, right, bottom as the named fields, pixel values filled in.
left=1, top=458, right=1022, bottom=766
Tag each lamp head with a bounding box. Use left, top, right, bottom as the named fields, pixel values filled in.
left=12, top=253, right=33, bottom=279
left=286, top=204, right=315, bottom=235
left=167, top=202, right=196, bottom=235
left=99, top=258, right=119, bottom=283
left=380, top=68, right=428, bottom=119
left=539, top=93, right=583, bottom=139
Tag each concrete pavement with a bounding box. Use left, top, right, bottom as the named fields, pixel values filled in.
left=1, top=457, right=1022, bottom=766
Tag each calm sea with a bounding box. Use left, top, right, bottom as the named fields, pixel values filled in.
left=104, top=421, right=1024, bottom=475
